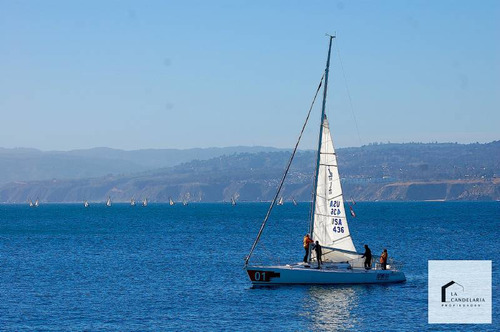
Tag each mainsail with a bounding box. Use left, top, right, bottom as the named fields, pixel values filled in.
left=310, top=116, right=358, bottom=262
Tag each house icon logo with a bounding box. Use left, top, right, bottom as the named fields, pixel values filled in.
left=441, top=280, right=464, bottom=302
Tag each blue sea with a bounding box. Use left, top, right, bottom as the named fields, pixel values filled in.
left=0, top=202, right=498, bottom=331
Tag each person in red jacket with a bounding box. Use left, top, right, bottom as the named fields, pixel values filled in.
left=303, top=234, right=314, bottom=263
left=380, top=249, right=388, bottom=270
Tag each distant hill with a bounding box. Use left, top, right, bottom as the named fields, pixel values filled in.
left=0, top=146, right=285, bottom=185
left=0, top=142, right=499, bottom=202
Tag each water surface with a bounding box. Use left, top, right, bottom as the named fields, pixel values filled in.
left=0, top=202, right=498, bottom=330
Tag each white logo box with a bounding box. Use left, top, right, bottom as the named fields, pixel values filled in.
left=428, top=260, right=492, bottom=324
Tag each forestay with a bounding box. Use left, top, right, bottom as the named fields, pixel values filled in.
left=311, top=116, right=359, bottom=262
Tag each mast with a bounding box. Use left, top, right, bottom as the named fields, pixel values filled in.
left=309, top=35, right=335, bottom=240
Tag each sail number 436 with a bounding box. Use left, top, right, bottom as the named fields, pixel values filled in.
left=332, top=226, right=344, bottom=233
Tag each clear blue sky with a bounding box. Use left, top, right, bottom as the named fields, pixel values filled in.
left=1, top=0, right=498, bottom=150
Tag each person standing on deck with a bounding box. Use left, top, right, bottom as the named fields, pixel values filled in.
left=303, top=234, right=314, bottom=263
left=380, top=249, right=388, bottom=270
left=361, top=244, right=372, bottom=270
left=313, top=241, right=322, bottom=269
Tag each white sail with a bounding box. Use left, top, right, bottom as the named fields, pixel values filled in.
left=142, top=198, right=148, bottom=206
left=84, top=200, right=89, bottom=208
left=106, top=196, right=111, bottom=207
left=131, top=198, right=136, bottom=206
left=169, top=198, right=175, bottom=206
left=277, top=197, right=284, bottom=205
left=311, top=116, right=357, bottom=262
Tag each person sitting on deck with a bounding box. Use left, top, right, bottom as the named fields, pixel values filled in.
left=380, top=249, right=388, bottom=270
left=361, top=244, right=372, bottom=270
left=303, top=234, right=314, bottom=263
left=313, top=241, right=322, bottom=269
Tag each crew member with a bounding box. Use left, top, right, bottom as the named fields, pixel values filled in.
left=361, top=244, right=372, bottom=270
left=313, top=241, right=322, bottom=269
left=380, top=249, right=388, bottom=270
left=303, top=234, right=314, bottom=263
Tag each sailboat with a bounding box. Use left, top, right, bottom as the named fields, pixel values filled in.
left=34, top=198, right=39, bottom=207
left=131, top=198, right=136, bottom=206
left=244, top=35, right=405, bottom=285
left=169, top=197, right=175, bottom=206
left=231, top=197, right=237, bottom=206
left=84, top=200, right=89, bottom=208
left=277, top=197, right=284, bottom=206
left=292, top=197, right=298, bottom=206
left=142, top=198, right=148, bottom=207
left=28, top=199, right=33, bottom=207
left=182, top=193, right=190, bottom=206
left=106, top=196, right=112, bottom=207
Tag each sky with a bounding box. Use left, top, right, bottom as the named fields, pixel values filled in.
left=0, top=0, right=499, bottom=151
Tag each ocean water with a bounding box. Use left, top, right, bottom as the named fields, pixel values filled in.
left=0, top=202, right=498, bottom=331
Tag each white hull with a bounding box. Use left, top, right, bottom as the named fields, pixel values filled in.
left=246, top=263, right=406, bottom=285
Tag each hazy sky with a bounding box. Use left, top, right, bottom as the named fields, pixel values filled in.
left=1, top=0, right=499, bottom=151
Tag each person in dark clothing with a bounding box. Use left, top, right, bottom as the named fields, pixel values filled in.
left=313, top=241, right=322, bottom=269
left=361, top=244, right=372, bottom=270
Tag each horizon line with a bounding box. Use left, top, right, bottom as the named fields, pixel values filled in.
left=0, top=140, right=498, bottom=153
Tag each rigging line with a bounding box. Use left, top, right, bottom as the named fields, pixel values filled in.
left=314, top=193, right=343, bottom=201
left=314, top=212, right=345, bottom=218
left=244, top=73, right=325, bottom=267
left=335, top=41, right=363, bottom=147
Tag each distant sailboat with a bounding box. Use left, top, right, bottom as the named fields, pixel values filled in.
left=231, top=197, right=237, bottom=206
left=131, top=198, right=136, bottom=206
left=182, top=193, right=190, bottom=206
left=350, top=197, right=356, bottom=205
left=349, top=205, right=356, bottom=217
left=106, top=196, right=112, bottom=207
left=27, top=199, right=33, bottom=207
left=84, top=200, right=89, bottom=208
left=142, top=198, right=148, bottom=207
left=169, top=197, right=175, bottom=206
left=34, top=198, right=39, bottom=207
left=277, top=197, right=284, bottom=206
left=292, top=197, right=298, bottom=206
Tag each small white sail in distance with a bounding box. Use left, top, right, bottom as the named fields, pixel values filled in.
left=106, top=196, right=112, bottom=207
left=311, top=116, right=357, bottom=262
